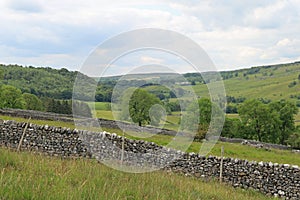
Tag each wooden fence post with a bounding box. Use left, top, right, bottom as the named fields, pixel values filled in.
left=121, top=131, right=125, bottom=165
left=219, top=146, right=224, bottom=183
left=17, top=117, right=31, bottom=152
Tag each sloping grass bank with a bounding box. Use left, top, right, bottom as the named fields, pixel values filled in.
left=0, top=148, right=275, bottom=200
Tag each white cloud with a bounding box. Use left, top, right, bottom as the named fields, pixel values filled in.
left=276, top=38, right=292, bottom=47
left=0, top=0, right=300, bottom=73
left=140, top=56, right=164, bottom=64
left=244, top=1, right=287, bottom=28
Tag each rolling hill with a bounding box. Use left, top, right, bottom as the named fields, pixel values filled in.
left=187, top=61, right=300, bottom=104
left=0, top=61, right=299, bottom=105
left=0, top=64, right=96, bottom=99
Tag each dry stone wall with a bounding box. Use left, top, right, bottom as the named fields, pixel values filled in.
left=218, top=137, right=290, bottom=150
left=0, top=109, right=179, bottom=136
left=0, top=119, right=90, bottom=158
left=0, top=119, right=299, bottom=199
left=0, top=109, right=74, bottom=122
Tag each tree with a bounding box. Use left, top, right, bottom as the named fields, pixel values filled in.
left=41, top=97, right=74, bottom=115
left=0, top=85, right=24, bottom=109
left=238, top=99, right=280, bottom=142
left=118, top=87, right=135, bottom=121
left=22, top=93, right=44, bottom=111
left=198, top=98, right=213, bottom=128
left=0, top=64, right=81, bottom=99
left=54, top=100, right=62, bottom=113
left=225, top=103, right=238, bottom=113
left=148, top=104, right=166, bottom=126
left=181, top=98, right=223, bottom=139
left=221, top=117, right=242, bottom=138
left=269, top=100, right=298, bottom=145
left=239, top=99, right=298, bottom=144
left=286, top=127, right=300, bottom=149
left=73, top=100, right=92, bottom=117
left=129, top=89, right=162, bottom=126
left=0, top=68, right=3, bottom=81
left=166, top=101, right=181, bottom=112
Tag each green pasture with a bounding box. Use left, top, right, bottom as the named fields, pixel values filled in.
left=0, top=148, right=276, bottom=200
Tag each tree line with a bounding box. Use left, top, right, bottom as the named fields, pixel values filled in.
left=121, top=89, right=300, bottom=148
left=0, top=84, right=91, bottom=117
left=0, top=64, right=95, bottom=100
left=187, top=98, right=300, bottom=148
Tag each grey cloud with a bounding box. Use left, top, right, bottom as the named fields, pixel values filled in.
left=7, top=0, right=43, bottom=13
left=0, top=0, right=300, bottom=72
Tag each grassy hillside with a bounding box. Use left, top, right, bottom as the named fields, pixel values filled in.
left=186, top=62, right=300, bottom=103
left=0, top=148, right=276, bottom=200
left=98, top=61, right=300, bottom=104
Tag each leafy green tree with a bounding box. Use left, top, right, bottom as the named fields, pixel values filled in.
left=269, top=100, right=298, bottom=144
left=221, top=117, right=242, bottom=138
left=0, top=68, right=3, bottom=81
left=22, top=93, right=43, bottom=111
left=182, top=98, right=223, bottom=139
left=48, top=98, right=56, bottom=112
left=287, top=127, right=300, bottom=149
left=62, top=100, right=72, bottom=114
left=73, top=100, right=92, bottom=117
left=197, top=98, right=213, bottom=130
left=95, top=84, right=113, bottom=102
left=40, top=97, right=74, bottom=115
left=54, top=100, right=61, bottom=113
left=129, top=89, right=161, bottom=126
left=0, top=85, right=24, bottom=109
left=118, top=87, right=135, bottom=121
left=149, top=104, right=166, bottom=126
left=166, top=101, right=181, bottom=112
left=238, top=99, right=280, bottom=142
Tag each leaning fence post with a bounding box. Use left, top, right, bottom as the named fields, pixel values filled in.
left=219, top=146, right=224, bottom=183
left=17, top=117, right=31, bottom=152
left=121, top=131, right=125, bottom=165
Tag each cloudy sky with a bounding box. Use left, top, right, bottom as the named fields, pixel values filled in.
left=1, top=0, right=300, bottom=75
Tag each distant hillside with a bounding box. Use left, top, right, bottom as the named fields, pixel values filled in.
left=185, top=61, right=300, bottom=105
left=98, top=61, right=300, bottom=106
left=0, top=64, right=95, bottom=99
left=1, top=61, right=299, bottom=105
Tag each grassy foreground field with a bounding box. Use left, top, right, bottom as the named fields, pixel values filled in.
left=1, top=115, right=299, bottom=166
left=0, top=148, right=276, bottom=200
